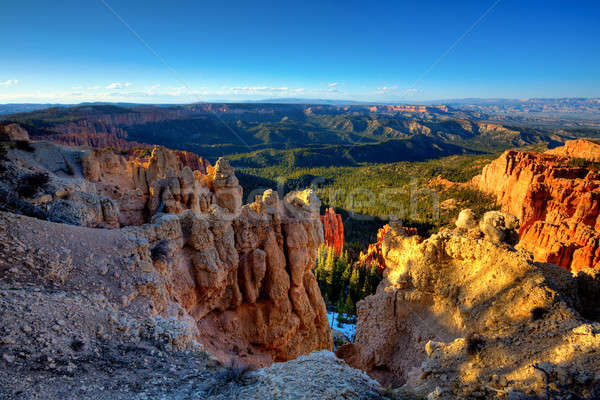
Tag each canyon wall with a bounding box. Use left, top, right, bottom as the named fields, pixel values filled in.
left=474, top=140, right=600, bottom=271
left=0, top=140, right=332, bottom=366
left=337, top=211, right=600, bottom=399
left=320, top=207, right=344, bottom=255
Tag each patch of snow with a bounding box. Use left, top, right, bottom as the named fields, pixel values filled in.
left=327, top=311, right=356, bottom=341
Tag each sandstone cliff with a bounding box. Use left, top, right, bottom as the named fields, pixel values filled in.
left=338, top=210, right=600, bottom=399
left=0, top=141, right=332, bottom=367
left=474, top=143, right=600, bottom=271
left=320, top=207, right=344, bottom=256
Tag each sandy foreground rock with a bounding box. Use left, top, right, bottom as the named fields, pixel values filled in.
left=0, top=282, right=383, bottom=399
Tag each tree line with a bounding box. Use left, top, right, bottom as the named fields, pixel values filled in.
left=311, top=243, right=382, bottom=318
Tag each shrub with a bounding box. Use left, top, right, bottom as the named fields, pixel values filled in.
left=14, top=140, right=35, bottom=152
left=530, top=306, right=548, bottom=321
left=70, top=339, right=85, bottom=352
left=214, top=360, right=255, bottom=386
left=17, top=172, right=50, bottom=198
left=150, top=240, right=170, bottom=262
left=466, top=334, right=485, bottom=355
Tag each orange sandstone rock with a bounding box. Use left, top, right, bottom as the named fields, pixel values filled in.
left=357, top=223, right=417, bottom=272
left=474, top=141, right=600, bottom=271
left=320, top=207, right=344, bottom=256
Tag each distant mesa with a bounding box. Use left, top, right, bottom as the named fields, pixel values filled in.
left=368, top=104, right=449, bottom=113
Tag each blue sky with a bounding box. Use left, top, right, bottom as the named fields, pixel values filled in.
left=1, top=0, right=599, bottom=103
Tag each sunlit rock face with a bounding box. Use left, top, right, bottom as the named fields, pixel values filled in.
left=474, top=142, right=600, bottom=272
left=320, top=207, right=344, bottom=255
left=1, top=140, right=332, bottom=367
left=337, top=210, right=600, bottom=399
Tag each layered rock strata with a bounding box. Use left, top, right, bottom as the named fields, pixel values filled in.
left=546, top=138, right=600, bottom=162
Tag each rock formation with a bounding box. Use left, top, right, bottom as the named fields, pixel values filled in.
left=1, top=141, right=214, bottom=228
left=0, top=140, right=332, bottom=368
left=320, top=207, right=344, bottom=255
left=474, top=143, right=600, bottom=271
left=337, top=210, right=600, bottom=399
left=368, top=105, right=449, bottom=113
left=1, top=123, right=30, bottom=141
left=356, top=224, right=417, bottom=272
left=545, top=138, right=600, bottom=162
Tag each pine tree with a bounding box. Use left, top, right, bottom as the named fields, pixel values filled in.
left=344, top=293, right=355, bottom=315
left=349, top=266, right=361, bottom=303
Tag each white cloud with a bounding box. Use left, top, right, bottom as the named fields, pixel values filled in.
left=229, top=86, right=291, bottom=94
left=106, top=82, right=131, bottom=89
left=0, top=79, right=19, bottom=87
left=328, top=82, right=339, bottom=88
left=377, top=85, right=398, bottom=93
left=401, top=88, right=422, bottom=97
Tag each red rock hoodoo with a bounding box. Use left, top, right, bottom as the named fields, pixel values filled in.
left=320, top=207, right=344, bottom=256
left=474, top=139, right=600, bottom=271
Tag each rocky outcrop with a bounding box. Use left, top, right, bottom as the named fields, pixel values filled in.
left=337, top=210, right=600, bottom=399
left=356, top=224, right=417, bottom=272
left=0, top=141, right=332, bottom=367
left=545, top=139, right=600, bottom=162
left=208, top=351, right=385, bottom=400
left=1, top=123, right=29, bottom=141
left=0, top=283, right=367, bottom=399
left=474, top=145, right=600, bottom=271
left=320, top=207, right=344, bottom=256
left=2, top=141, right=214, bottom=228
